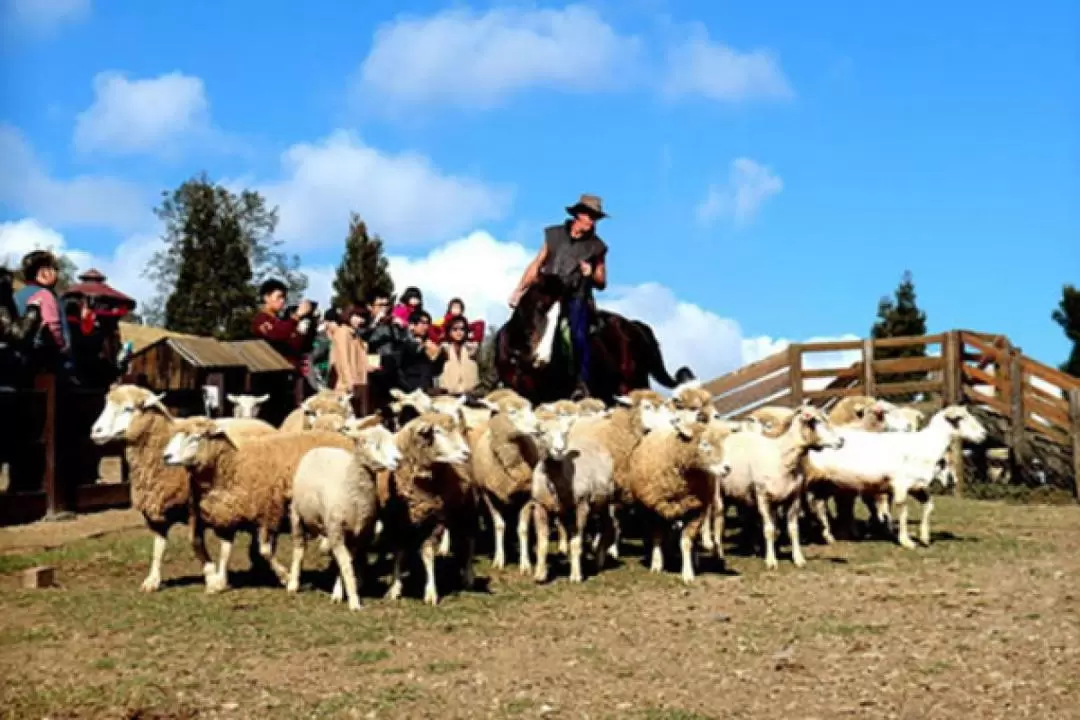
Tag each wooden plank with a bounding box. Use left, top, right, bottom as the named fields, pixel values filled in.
left=873, top=333, right=944, bottom=350
left=713, top=372, right=792, bottom=417
left=731, top=391, right=794, bottom=419
left=1069, top=389, right=1080, bottom=502
left=1027, top=379, right=1067, bottom=406
left=1024, top=417, right=1070, bottom=446
left=1024, top=393, right=1072, bottom=430
left=960, top=332, right=1003, bottom=360
left=703, top=351, right=789, bottom=397
left=1009, top=351, right=1026, bottom=464
left=802, top=366, right=861, bottom=380
left=788, top=346, right=804, bottom=406
left=963, top=385, right=1010, bottom=416
left=799, top=340, right=862, bottom=353
left=1022, top=357, right=1080, bottom=391
left=74, top=483, right=132, bottom=511
left=861, top=339, right=876, bottom=397
left=872, top=355, right=943, bottom=374
left=943, top=331, right=961, bottom=405
left=949, top=437, right=965, bottom=498
left=872, top=379, right=944, bottom=398
left=804, top=385, right=871, bottom=401
left=961, top=363, right=999, bottom=390
left=35, top=374, right=62, bottom=517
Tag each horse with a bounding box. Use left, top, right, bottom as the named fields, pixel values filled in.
left=492, top=273, right=694, bottom=404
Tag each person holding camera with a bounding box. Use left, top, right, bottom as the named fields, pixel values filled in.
left=251, top=279, right=315, bottom=370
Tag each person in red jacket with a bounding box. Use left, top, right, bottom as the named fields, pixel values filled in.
left=251, top=279, right=313, bottom=371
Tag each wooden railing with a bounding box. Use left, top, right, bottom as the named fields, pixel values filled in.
left=702, top=329, right=1080, bottom=499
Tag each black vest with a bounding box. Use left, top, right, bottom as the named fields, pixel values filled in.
left=541, top=222, right=608, bottom=296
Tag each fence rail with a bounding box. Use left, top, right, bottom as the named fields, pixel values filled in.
left=702, top=328, right=1080, bottom=500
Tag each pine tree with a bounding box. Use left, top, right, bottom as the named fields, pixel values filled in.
left=870, top=270, right=929, bottom=401
left=1052, top=284, right=1080, bottom=377
left=144, top=174, right=307, bottom=339
left=330, top=213, right=394, bottom=310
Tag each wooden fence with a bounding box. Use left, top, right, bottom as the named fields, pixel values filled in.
left=702, top=329, right=1080, bottom=499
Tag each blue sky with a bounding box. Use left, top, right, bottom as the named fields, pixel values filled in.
left=1, top=0, right=1076, bottom=382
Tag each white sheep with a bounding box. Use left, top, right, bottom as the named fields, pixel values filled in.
left=288, top=416, right=402, bottom=611
left=228, top=393, right=271, bottom=419
left=715, top=404, right=845, bottom=569
left=805, top=405, right=987, bottom=548
left=530, top=411, right=617, bottom=584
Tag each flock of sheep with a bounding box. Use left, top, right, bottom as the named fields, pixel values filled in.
left=88, top=380, right=988, bottom=610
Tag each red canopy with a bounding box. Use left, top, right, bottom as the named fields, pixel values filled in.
left=63, top=268, right=137, bottom=312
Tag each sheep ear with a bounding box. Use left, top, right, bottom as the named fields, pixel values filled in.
left=614, top=394, right=632, bottom=407
left=389, top=388, right=406, bottom=400
left=255, top=394, right=270, bottom=404
left=226, top=394, right=239, bottom=404
left=141, top=392, right=167, bottom=410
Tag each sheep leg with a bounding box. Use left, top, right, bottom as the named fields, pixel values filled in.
left=482, top=493, right=507, bottom=569
left=556, top=518, right=569, bottom=556
left=421, top=540, right=439, bottom=606
left=711, top=493, right=726, bottom=560
left=648, top=518, right=665, bottom=574
left=437, top=529, right=451, bottom=557
left=755, top=494, right=780, bottom=570
left=140, top=523, right=169, bottom=593
left=606, top=504, right=621, bottom=560
left=786, top=501, right=807, bottom=568
left=517, top=500, right=533, bottom=576
left=680, top=515, right=703, bottom=585
left=915, top=490, right=934, bottom=546
left=532, top=504, right=551, bottom=583
left=569, top=502, right=590, bottom=583
left=892, top=488, right=916, bottom=549
left=330, top=541, right=362, bottom=611
left=286, top=519, right=305, bottom=594
left=594, top=503, right=616, bottom=572
left=699, top=501, right=715, bottom=553
left=209, top=531, right=235, bottom=593
left=458, top=519, right=476, bottom=591
left=188, top=514, right=217, bottom=588
left=385, top=549, right=405, bottom=600
left=257, top=526, right=289, bottom=585
left=809, top=492, right=835, bottom=545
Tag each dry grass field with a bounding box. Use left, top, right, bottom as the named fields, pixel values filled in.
left=1, top=497, right=1078, bottom=719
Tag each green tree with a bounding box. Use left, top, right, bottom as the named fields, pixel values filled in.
left=330, top=213, right=394, bottom=310
left=143, top=174, right=307, bottom=339
left=473, top=323, right=501, bottom=395
left=1052, top=284, right=1080, bottom=377
left=870, top=270, right=929, bottom=401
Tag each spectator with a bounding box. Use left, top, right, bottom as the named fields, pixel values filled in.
left=0, top=267, right=42, bottom=388
left=327, top=307, right=368, bottom=394
left=360, top=290, right=410, bottom=410
left=429, top=296, right=464, bottom=344
left=391, top=286, right=423, bottom=327
left=251, top=279, right=312, bottom=371
left=436, top=314, right=479, bottom=395
left=14, top=251, right=71, bottom=373
left=397, top=308, right=446, bottom=393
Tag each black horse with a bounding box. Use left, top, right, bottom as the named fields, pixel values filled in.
left=492, top=273, right=694, bottom=404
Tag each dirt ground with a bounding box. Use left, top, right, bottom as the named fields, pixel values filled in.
left=1, top=497, right=1078, bottom=720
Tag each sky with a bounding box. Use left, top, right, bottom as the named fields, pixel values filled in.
left=1, top=0, right=1076, bottom=385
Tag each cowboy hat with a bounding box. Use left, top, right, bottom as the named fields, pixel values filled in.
left=565, top=193, right=607, bottom=220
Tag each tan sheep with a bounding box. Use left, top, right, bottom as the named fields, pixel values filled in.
left=667, top=380, right=717, bottom=422
left=88, top=385, right=275, bottom=592
left=279, top=388, right=354, bottom=432
left=574, top=397, right=607, bottom=417
left=827, top=395, right=877, bottom=426
left=624, top=416, right=733, bottom=584
left=381, top=412, right=474, bottom=606
left=744, top=405, right=795, bottom=438
left=161, top=420, right=353, bottom=592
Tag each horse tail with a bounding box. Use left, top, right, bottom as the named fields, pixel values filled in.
left=633, top=320, right=695, bottom=389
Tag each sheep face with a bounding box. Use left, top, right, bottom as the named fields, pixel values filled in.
left=301, top=391, right=353, bottom=428
left=227, top=394, right=270, bottom=418
left=938, top=406, right=987, bottom=444
left=309, top=413, right=346, bottom=433
left=91, top=386, right=168, bottom=445
left=670, top=418, right=732, bottom=478
left=574, top=397, right=606, bottom=417
left=792, top=406, right=844, bottom=450
left=535, top=413, right=576, bottom=460
left=161, top=418, right=226, bottom=468
left=411, top=416, right=471, bottom=466
left=355, top=425, right=402, bottom=471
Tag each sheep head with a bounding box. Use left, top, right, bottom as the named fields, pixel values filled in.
left=668, top=416, right=732, bottom=479
left=534, top=412, right=576, bottom=460
left=352, top=423, right=402, bottom=472
left=937, top=406, right=987, bottom=444
left=389, top=387, right=434, bottom=416
left=227, top=393, right=270, bottom=418
left=91, top=385, right=170, bottom=445
left=301, top=390, right=354, bottom=428
left=574, top=397, right=607, bottom=417
left=405, top=413, right=470, bottom=466
left=481, top=394, right=539, bottom=437
left=309, top=413, right=346, bottom=433
left=161, top=417, right=230, bottom=469
left=790, top=405, right=844, bottom=451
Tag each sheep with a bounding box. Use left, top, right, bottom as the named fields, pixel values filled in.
left=88, top=385, right=277, bottom=592
left=574, top=397, right=608, bottom=417
left=470, top=392, right=544, bottom=573
left=892, top=405, right=926, bottom=431
left=280, top=388, right=354, bottom=432
left=667, top=380, right=719, bottom=422
left=381, top=412, right=474, bottom=606
left=287, top=415, right=402, bottom=611
left=714, top=404, right=845, bottom=569
left=745, top=405, right=795, bottom=438
left=804, top=405, right=987, bottom=549
left=161, top=421, right=353, bottom=592
left=531, top=411, right=617, bottom=584
left=624, top=414, right=733, bottom=584
left=228, top=393, right=270, bottom=419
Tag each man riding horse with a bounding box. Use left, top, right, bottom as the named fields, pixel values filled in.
left=509, top=193, right=608, bottom=398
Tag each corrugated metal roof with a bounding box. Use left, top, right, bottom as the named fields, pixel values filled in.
left=120, top=322, right=199, bottom=353
left=165, top=337, right=247, bottom=368
left=225, top=339, right=294, bottom=373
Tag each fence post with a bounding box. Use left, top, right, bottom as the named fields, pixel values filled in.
left=943, top=331, right=962, bottom=406
left=788, top=345, right=804, bottom=406
left=1008, top=349, right=1027, bottom=476
left=35, top=373, right=63, bottom=518
left=1069, top=389, right=1080, bottom=503
left=861, top=338, right=876, bottom=397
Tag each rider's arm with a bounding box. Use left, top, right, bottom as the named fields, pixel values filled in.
left=512, top=243, right=549, bottom=296
left=591, top=253, right=607, bottom=291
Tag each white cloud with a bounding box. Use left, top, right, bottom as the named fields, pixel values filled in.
left=0, top=218, right=160, bottom=310
left=6, top=0, right=89, bottom=34
left=303, top=230, right=855, bottom=388
left=0, top=125, right=148, bottom=232
left=697, top=157, right=783, bottom=227
left=252, top=130, right=511, bottom=248
left=356, top=5, right=641, bottom=109
left=663, top=24, right=793, bottom=103
left=74, top=71, right=211, bottom=156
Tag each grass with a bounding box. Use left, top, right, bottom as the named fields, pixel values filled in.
left=0, top=497, right=1077, bottom=719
